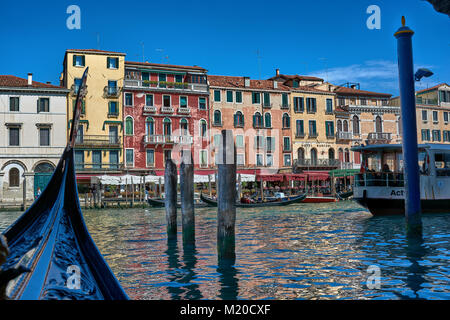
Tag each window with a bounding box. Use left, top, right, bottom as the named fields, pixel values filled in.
left=226, top=91, right=233, bottom=103
left=282, top=113, right=290, bottom=129
left=326, top=99, right=333, bottom=113
left=125, top=117, right=134, bottom=135
left=164, top=149, right=172, bottom=162
left=159, top=74, right=167, bottom=87
left=235, top=91, right=242, bottom=103
left=255, top=135, right=264, bottom=149
left=109, top=126, right=119, bottom=143
left=234, top=111, right=244, bottom=127
left=283, top=137, right=291, bottom=152
left=375, top=116, right=383, bottom=133
left=296, top=120, right=304, bottom=137
left=110, top=151, right=119, bottom=170
left=107, top=57, right=119, bottom=69
left=108, top=101, right=118, bottom=115
left=124, top=93, right=133, bottom=106
left=214, top=110, right=222, bottom=125
left=338, top=97, right=345, bottom=106
left=200, top=119, right=207, bottom=137
left=353, top=115, right=360, bottom=134
left=200, top=150, right=208, bottom=167
left=253, top=112, right=262, bottom=128
left=432, top=130, right=441, bottom=142
left=199, top=97, right=207, bottom=110
left=38, top=98, right=49, bottom=112
left=107, top=80, right=118, bottom=95
left=180, top=118, right=189, bottom=135
left=142, top=72, right=150, bottom=86
left=435, top=152, right=450, bottom=176
left=73, top=78, right=83, bottom=94
left=328, top=148, right=335, bottom=160
left=266, top=154, right=273, bottom=167
left=237, top=154, right=245, bottom=166
left=293, top=97, right=304, bottom=113
left=214, top=90, right=221, bottom=102
left=236, top=135, right=244, bottom=148
left=422, top=110, right=428, bottom=121
left=126, top=149, right=134, bottom=167
left=439, top=91, right=450, bottom=103
left=264, top=113, right=271, bottom=128
left=9, top=168, right=20, bottom=187
left=92, top=151, right=102, bottom=169
left=343, top=120, right=348, bottom=132
left=266, top=136, right=275, bottom=152
left=163, top=95, right=171, bottom=107
left=360, top=98, right=367, bottom=105
left=146, top=94, right=154, bottom=106
left=163, top=118, right=172, bottom=136
left=284, top=154, right=291, bottom=166
left=433, top=111, right=439, bottom=123
left=9, top=97, right=19, bottom=112
left=146, top=117, right=155, bottom=136
left=146, top=150, right=155, bottom=167
left=75, top=150, right=85, bottom=170
left=421, top=129, right=430, bottom=141
left=72, top=99, right=86, bottom=114
left=282, top=93, right=289, bottom=108
left=444, top=112, right=449, bottom=123
left=325, top=121, right=334, bottom=138
left=309, top=120, right=317, bottom=137
left=180, top=96, right=187, bottom=108
left=9, top=127, right=19, bottom=146
left=73, top=55, right=85, bottom=67
left=39, top=127, right=50, bottom=146
left=263, top=92, right=271, bottom=107
left=306, top=98, right=316, bottom=113
left=175, top=74, right=183, bottom=83
left=443, top=131, right=450, bottom=142
left=252, top=92, right=261, bottom=104
left=292, top=80, right=299, bottom=88
left=256, top=154, right=264, bottom=166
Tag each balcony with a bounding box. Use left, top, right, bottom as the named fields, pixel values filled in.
left=308, top=132, right=318, bottom=138
left=143, top=105, right=157, bottom=113
left=416, top=97, right=437, bottom=106
left=75, top=135, right=121, bottom=148
left=161, top=106, right=175, bottom=114
left=75, top=162, right=123, bottom=171
left=177, top=107, right=191, bottom=115
left=70, top=84, right=87, bottom=96
left=336, top=131, right=353, bottom=141
left=367, top=132, right=392, bottom=144
left=295, top=132, right=305, bottom=139
left=123, top=79, right=208, bottom=93
left=294, top=159, right=341, bottom=168
left=143, top=134, right=193, bottom=145
left=103, top=86, right=121, bottom=98
left=263, top=103, right=273, bottom=109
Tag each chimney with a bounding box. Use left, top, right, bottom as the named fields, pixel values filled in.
left=46, top=81, right=51, bottom=85
left=276, top=68, right=280, bottom=76
left=244, top=77, right=250, bottom=87
left=273, top=80, right=278, bottom=89
left=27, top=73, right=33, bottom=86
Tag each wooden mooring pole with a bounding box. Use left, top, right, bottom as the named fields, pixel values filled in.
left=217, top=130, right=236, bottom=261
left=165, top=159, right=178, bottom=239
left=180, top=151, right=195, bottom=244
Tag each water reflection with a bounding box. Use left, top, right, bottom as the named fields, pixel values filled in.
left=217, top=257, right=238, bottom=300
left=181, top=242, right=202, bottom=300
left=401, top=237, right=428, bottom=299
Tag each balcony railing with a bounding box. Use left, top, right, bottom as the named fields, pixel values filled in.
left=143, top=105, right=157, bottom=113
left=367, top=132, right=392, bottom=142
left=177, top=107, right=191, bottom=114
left=161, top=106, right=175, bottom=113
left=143, top=134, right=193, bottom=145
left=70, top=84, right=88, bottom=96
left=75, top=162, right=123, bottom=171
left=103, top=86, right=121, bottom=98
left=75, top=135, right=121, bottom=147
left=336, top=131, right=353, bottom=140
left=416, top=97, right=438, bottom=105
left=294, top=159, right=341, bottom=168
left=123, top=79, right=209, bottom=93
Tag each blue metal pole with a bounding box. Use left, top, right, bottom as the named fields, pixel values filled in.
left=394, top=17, right=422, bottom=237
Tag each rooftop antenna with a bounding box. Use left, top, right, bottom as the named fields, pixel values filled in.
left=140, top=42, right=145, bottom=62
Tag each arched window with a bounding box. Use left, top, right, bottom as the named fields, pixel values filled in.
left=337, top=120, right=342, bottom=132
left=344, top=148, right=350, bottom=163
left=311, top=148, right=318, bottom=165
left=200, top=119, right=207, bottom=137
left=35, top=162, right=55, bottom=173
left=375, top=116, right=383, bottom=133
left=146, top=117, right=155, bottom=136
left=163, top=118, right=172, bottom=136
left=213, top=110, right=222, bottom=126
left=343, top=120, right=348, bottom=132
left=282, top=113, right=290, bottom=129
left=180, top=118, right=189, bottom=135
left=264, top=113, right=272, bottom=128
left=338, top=148, right=344, bottom=162
left=328, top=148, right=335, bottom=160
left=297, top=148, right=305, bottom=161
left=353, top=115, right=360, bottom=134
left=9, top=168, right=20, bottom=187
left=125, top=116, right=134, bottom=135
left=234, top=111, right=244, bottom=127
left=253, top=112, right=262, bottom=128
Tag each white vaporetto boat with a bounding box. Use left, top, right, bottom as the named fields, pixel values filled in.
left=351, top=143, right=450, bottom=215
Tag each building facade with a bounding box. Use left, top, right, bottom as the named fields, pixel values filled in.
left=208, top=75, right=292, bottom=171
left=122, top=61, right=210, bottom=174
left=61, top=49, right=126, bottom=181
left=0, top=74, right=68, bottom=203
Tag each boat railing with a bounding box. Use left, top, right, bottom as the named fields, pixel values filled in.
left=355, top=172, right=405, bottom=187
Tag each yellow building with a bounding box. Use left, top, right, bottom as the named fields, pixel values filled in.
left=61, top=49, right=126, bottom=177
left=269, top=71, right=339, bottom=171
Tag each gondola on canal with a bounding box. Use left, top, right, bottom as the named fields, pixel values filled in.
left=0, top=68, right=128, bottom=300
left=200, top=192, right=307, bottom=208
left=147, top=196, right=209, bottom=208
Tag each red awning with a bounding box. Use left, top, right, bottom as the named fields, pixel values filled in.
left=284, top=173, right=307, bottom=181
left=256, top=174, right=284, bottom=182
left=303, top=171, right=330, bottom=181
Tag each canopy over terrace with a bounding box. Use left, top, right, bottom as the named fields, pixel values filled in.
left=328, top=169, right=360, bottom=177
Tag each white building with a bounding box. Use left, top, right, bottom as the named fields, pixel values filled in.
left=0, top=74, right=69, bottom=204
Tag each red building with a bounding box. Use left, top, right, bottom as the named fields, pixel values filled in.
left=122, top=61, right=210, bottom=175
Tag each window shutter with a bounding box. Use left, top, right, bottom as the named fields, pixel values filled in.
left=73, top=55, right=76, bottom=66
left=234, top=114, right=237, bottom=127
left=37, top=99, right=40, bottom=113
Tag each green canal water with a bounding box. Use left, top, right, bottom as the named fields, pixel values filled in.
left=1, top=201, right=449, bottom=300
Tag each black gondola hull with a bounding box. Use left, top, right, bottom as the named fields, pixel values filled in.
left=200, top=193, right=307, bottom=208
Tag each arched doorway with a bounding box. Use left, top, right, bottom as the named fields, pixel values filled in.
left=297, top=147, right=305, bottom=165
left=34, top=162, right=55, bottom=197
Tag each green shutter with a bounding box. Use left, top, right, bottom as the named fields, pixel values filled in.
left=73, top=55, right=76, bottom=66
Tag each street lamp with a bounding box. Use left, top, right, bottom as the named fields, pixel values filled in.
left=414, top=68, right=434, bottom=81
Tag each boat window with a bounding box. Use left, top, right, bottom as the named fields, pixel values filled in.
left=364, top=153, right=381, bottom=172
left=418, top=151, right=429, bottom=175
left=434, top=152, right=450, bottom=176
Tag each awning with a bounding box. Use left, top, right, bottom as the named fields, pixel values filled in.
left=303, top=171, right=330, bottom=181
left=284, top=173, right=307, bottom=181
left=329, top=169, right=359, bottom=177
left=256, top=174, right=284, bottom=182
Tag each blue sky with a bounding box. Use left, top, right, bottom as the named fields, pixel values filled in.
left=0, top=0, right=448, bottom=96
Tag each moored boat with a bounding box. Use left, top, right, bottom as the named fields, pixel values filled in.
left=200, top=193, right=306, bottom=208
left=147, top=197, right=209, bottom=208
left=352, top=143, right=450, bottom=215
left=302, top=196, right=337, bottom=203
